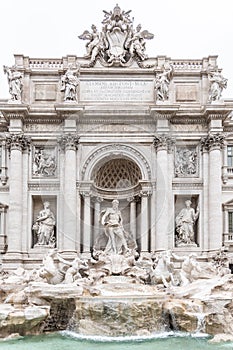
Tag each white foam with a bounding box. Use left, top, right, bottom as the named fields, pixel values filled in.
left=60, top=330, right=210, bottom=343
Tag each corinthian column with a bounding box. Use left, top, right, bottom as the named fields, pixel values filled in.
left=139, top=185, right=152, bottom=253
left=6, top=133, right=31, bottom=255
left=154, top=134, right=175, bottom=251
left=81, top=190, right=92, bottom=256
left=201, top=133, right=224, bottom=250
left=58, top=133, right=79, bottom=254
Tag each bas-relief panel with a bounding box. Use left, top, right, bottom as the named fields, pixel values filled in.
left=32, top=146, right=57, bottom=178
left=174, top=146, right=199, bottom=178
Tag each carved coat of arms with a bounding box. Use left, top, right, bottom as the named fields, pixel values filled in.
left=78, top=4, right=154, bottom=67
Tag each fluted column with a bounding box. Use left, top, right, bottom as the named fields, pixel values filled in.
left=81, top=191, right=92, bottom=255
left=6, top=133, right=31, bottom=254
left=93, top=197, right=103, bottom=245
left=201, top=133, right=224, bottom=250
left=154, top=134, right=174, bottom=250
left=0, top=141, right=8, bottom=185
left=222, top=142, right=228, bottom=184
left=58, top=133, right=79, bottom=253
left=150, top=182, right=156, bottom=251
left=128, top=197, right=137, bottom=240
left=202, top=147, right=209, bottom=250
left=140, top=187, right=151, bottom=253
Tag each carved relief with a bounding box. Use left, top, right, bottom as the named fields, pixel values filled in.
left=175, top=147, right=198, bottom=177
left=32, top=146, right=57, bottom=177
left=78, top=4, right=154, bottom=67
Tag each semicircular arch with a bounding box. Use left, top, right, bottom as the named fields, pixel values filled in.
left=81, top=144, right=151, bottom=181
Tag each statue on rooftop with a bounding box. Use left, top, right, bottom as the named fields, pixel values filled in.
left=154, top=63, right=173, bottom=101
left=3, top=65, right=23, bottom=102
left=208, top=67, right=227, bottom=102
left=78, top=4, right=154, bottom=67
left=60, top=64, right=80, bottom=101
left=78, top=24, right=103, bottom=64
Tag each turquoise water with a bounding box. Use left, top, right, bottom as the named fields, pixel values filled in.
left=1, top=332, right=233, bottom=350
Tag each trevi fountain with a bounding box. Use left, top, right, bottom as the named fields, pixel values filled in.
left=1, top=4, right=233, bottom=349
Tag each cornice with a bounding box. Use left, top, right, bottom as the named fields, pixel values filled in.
left=0, top=103, right=29, bottom=121
left=54, top=104, right=84, bottom=118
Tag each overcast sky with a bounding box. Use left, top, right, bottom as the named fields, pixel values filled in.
left=0, top=0, right=233, bottom=99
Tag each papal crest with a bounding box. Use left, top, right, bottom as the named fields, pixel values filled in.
left=78, top=4, right=154, bottom=67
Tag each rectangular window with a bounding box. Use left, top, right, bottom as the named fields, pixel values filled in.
left=227, top=146, right=233, bottom=167
left=229, top=212, right=233, bottom=232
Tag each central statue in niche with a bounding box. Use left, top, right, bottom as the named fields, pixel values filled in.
left=100, top=199, right=129, bottom=254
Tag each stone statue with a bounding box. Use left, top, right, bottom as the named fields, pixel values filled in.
left=32, top=148, right=56, bottom=177
left=58, top=255, right=89, bottom=284
left=154, top=64, right=173, bottom=101
left=208, top=68, right=227, bottom=102
left=100, top=199, right=129, bottom=254
left=60, top=64, right=80, bottom=101
left=127, top=24, right=154, bottom=61
left=38, top=249, right=64, bottom=284
left=175, top=200, right=199, bottom=247
left=33, top=201, right=56, bottom=247
left=78, top=24, right=103, bottom=63
left=150, top=250, right=177, bottom=287
left=3, top=65, right=23, bottom=102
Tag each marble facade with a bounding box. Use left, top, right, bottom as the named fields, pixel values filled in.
left=0, top=5, right=233, bottom=269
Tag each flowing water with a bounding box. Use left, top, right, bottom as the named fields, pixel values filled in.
left=0, top=332, right=233, bottom=350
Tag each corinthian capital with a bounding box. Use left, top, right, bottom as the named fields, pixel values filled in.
left=58, top=133, right=79, bottom=151
left=153, top=134, right=175, bottom=152
left=200, top=133, right=225, bottom=152
left=6, top=133, right=31, bottom=152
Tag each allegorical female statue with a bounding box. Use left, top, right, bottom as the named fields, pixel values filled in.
left=33, top=201, right=56, bottom=247
left=175, top=200, right=199, bottom=247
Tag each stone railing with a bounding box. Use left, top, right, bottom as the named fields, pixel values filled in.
left=29, top=59, right=63, bottom=69
left=171, top=60, right=203, bottom=70
left=227, top=167, right=233, bottom=175
left=223, top=232, right=233, bottom=243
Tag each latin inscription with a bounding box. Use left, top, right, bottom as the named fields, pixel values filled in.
left=79, top=80, right=154, bottom=102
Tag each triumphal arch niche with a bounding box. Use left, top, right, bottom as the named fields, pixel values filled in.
left=0, top=4, right=233, bottom=268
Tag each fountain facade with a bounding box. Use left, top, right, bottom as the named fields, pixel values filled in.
left=1, top=3, right=233, bottom=343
